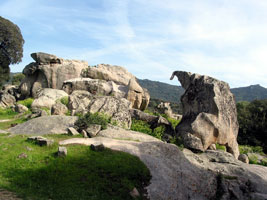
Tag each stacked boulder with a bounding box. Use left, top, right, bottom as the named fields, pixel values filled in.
left=170, top=71, right=240, bottom=158
left=1, top=52, right=150, bottom=130
left=81, top=64, right=150, bottom=111
left=19, top=52, right=88, bottom=99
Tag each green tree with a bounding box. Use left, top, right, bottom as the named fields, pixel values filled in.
left=11, top=73, right=25, bottom=85
left=0, top=16, right=24, bottom=87
left=237, top=100, right=267, bottom=153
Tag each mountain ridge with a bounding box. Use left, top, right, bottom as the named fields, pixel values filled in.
left=138, top=79, right=267, bottom=103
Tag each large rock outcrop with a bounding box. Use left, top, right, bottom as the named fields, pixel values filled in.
left=62, top=78, right=127, bottom=98
left=69, top=90, right=132, bottom=129
left=9, top=116, right=78, bottom=135
left=82, top=64, right=150, bottom=110
left=59, top=138, right=267, bottom=200
left=19, top=52, right=88, bottom=98
left=170, top=71, right=240, bottom=158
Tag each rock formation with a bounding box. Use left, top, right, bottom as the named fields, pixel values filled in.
left=82, top=64, right=135, bottom=86
left=19, top=52, right=88, bottom=98
left=82, top=64, right=150, bottom=111
left=69, top=90, right=132, bottom=129
left=170, top=71, right=240, bottom=158
left=62, top=77, right=127, bottom=98
left=31, top=88, right=68, bottom=111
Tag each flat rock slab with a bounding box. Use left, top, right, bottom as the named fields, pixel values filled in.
left=59, top=137, right=267, bottom=200
left=97, top=125, right=160, bottom=142
left=9, top=116, right=78, bottom=135
left=0, top=129, right=9, bottom=134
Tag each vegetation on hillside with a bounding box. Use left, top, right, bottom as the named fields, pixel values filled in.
left=237, top=99, right=267, bottom=154
left=138, top=79, right=267, bottom=103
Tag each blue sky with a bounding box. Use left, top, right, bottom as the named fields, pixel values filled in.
left=1, top=0, right=267, bottom=88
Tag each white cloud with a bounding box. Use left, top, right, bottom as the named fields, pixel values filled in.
left=4, top=0, right=267, bottom=88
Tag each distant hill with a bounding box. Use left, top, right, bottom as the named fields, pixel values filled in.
left=137, top=79, right=184, bottom=103
left=138, top=79, right=267, bottom=103
left=231, top=84, right=267, bottom=102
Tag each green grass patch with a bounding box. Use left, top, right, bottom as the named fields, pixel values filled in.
left=216, top=144, right=226, bottom=151
left=0, top=134, right=151, bottom=200
left=0, top=108, right=17, bottom=120
left=17, top=98, right=34, bottom=109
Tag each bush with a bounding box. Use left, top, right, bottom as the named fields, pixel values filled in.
left=17, top=98, right=34, bottom=109
left=130, top=119, right=152, bottom=135
left=130, top=119, right=166, bottom=140
left=239, top=145, right=264, bottom=155
left=152, top=125, right=165, bottom=140
left=75, top=112, right=110, bottom=131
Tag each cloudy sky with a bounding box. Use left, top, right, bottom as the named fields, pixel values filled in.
left=1, top=0, right=267, bottom=88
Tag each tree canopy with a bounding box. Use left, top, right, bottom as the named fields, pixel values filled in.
left=237, top=100, right=267, bottom=153
left=0, top=16, right=24, bottom=87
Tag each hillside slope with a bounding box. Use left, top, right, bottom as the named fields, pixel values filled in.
left=138, top=79, right=267, bottom=102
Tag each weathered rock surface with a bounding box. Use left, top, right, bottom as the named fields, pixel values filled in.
left=238, top=154, right=249, bottom=164
left=15, top=104, right=28, bottom=113
left=51, top=103, right=68, bottom=115
left=0, top=92, right=16, bottom=108
left=82, top=64, right=150, bottom=111
left=68, top=90, right=93, bottom=115
left=31, top=88, right=68, bottom=110
left=125, top=78, right=150, bottom=111
left=9, top=116, right=77, bottom=135
left=86, top=124, right=101, bottom=137
left=69, top=91, right=132, bottom=129
left=62, top=78, right=127, bottom=98
left=170, top=71, right=239, bottom=158
left=90, top=142, right=105, bottom=151
left=31, top=52, right=62, bottom=64
left=59, top=137, right=267, bottom=200
left=58, top=146, right=67, bottom=157
left=19, top=52, right=88, bottom=98
left=97, top=125, right=160, bottom=142
left=27, top=136, right=54, bottom=146
left=82, top=64, right=135, bottom=86
left=67, top=127, right=79, bottom=136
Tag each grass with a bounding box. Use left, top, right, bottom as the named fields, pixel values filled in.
left=0, top=108, right=30, bottom=130
left=0, top=134, right=151, bottom=200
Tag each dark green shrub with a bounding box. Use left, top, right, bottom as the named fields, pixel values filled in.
left=75, top=112, right=110, bottom=131
left=130, top=119, right=152, bottom=135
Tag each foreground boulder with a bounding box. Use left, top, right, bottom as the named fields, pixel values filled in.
left=19, top=52, right=88, bottom=98
left=9, top=116, right=77, bottom=135
left=0, top=92, right=16, bottom=108
left=69, top=90, right=132, bottom=129
left=59, top=138, right=267, bottom=200
left=170, top=71, right=239, bottom=158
